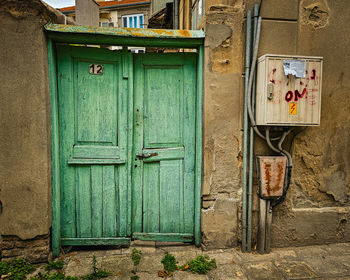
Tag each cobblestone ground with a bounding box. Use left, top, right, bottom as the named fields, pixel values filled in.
left=52, top=242, right=350, bottom=280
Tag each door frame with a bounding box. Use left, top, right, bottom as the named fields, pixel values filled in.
left=46, top=24, right=204, bottom=257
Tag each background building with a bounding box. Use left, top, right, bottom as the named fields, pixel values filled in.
left=60, top=0, right=151, bottom=28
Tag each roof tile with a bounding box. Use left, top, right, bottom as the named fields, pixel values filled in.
left=60, top=0, right=149, bottom=12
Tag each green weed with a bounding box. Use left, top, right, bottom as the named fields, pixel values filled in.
left=131, top=249, right=141, bottom=266
left=0, top=258, right=35, bottom=280
left=81, top=256, right=110, bottom=280
left=45, top=260, right=64, bottom=271
left=31, top=272, right=77, bottom=280
left=161, top=254, right=178, bottom=274
left=181, top=255, right=216, bottom=274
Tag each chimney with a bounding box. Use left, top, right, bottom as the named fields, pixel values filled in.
left=75, top=0, right=100, bottom=26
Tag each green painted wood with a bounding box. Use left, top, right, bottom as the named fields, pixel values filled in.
left=143, top=66, right=183, bottom=149
left=61, top=238, right=130, bottom=246
left=195, top=45, right=204, bottom=247
left=132, top=233, right=193, bottom=242
left=143, top=162, right=160, bottom=232
left=73, top=146, right=120, bottom=159
left=47, top=32, right=203, bottom=48
left=102, top=165, right=117, bottom=236
left=183, top=54, right=197, bottom=235
left=131, top=54, right=144, bottom=234
left=126, top=50, right=134, bottom=237
left=159, top=160, right=182, bottom=233
left=57, top=46, right=77, bottom=240
left=57, top=46, right=130, bottom=245
left=68, top=159, right=126, bottom=165
left=53, top=43, right=202, bottom=249
left=91, top=166, right=103, bottom=237
left=76, top=166, right=92, bottom=237
left=48, top=39, right=60, bottom=257
left=132, top=53, right=197, bottom=241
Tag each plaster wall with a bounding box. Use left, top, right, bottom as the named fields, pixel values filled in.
left=0, top=0, right=57, bottom=261
left=201, top=1, right=245, bottom=249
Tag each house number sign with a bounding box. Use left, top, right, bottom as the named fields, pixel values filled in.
left=89, top=64, right=103, bottom=75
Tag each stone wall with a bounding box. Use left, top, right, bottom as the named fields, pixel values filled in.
left=0, top=0, right=60, bottom=262
left=0, top=235, right=50, bottom=263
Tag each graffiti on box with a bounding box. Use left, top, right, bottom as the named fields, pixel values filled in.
left=267, top=67, right=319, bottom=106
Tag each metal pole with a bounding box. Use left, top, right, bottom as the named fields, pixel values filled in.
left=247, top=3, right=259, bottom=253
left=242, top=10, right=252, bottom=252
left=265, top=201, right=273, bottom=253
left=257, top=198, right=266, bottom=254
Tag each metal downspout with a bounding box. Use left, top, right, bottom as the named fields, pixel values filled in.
left=247, top=3, right=259, bottom=252
left=242, top=10, right=251, bottom=252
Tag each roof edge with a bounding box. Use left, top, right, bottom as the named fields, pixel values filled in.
left=44, top=23, right=205, bottom=39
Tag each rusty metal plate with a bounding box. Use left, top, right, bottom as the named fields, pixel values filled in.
left=257, top=156, right=287, bottom=198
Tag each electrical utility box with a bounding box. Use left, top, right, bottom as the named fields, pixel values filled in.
left=255, top=54, right=323, bottom=126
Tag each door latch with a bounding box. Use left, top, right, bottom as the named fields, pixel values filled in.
left=136, top=152, right=158, bottom=159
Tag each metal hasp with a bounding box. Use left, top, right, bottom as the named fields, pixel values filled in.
left=136, top=152, right=158, bottom=159
left=257, top=156, right=287, bottom=198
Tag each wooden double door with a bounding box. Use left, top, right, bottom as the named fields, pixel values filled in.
left=57, top=46, right=197, bottom=246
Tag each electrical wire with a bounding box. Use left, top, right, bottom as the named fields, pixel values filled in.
left=246, top=17, right=280, bottom=141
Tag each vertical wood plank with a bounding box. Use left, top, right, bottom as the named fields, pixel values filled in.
left=76, top=166, right=92, bottom=237
left=195, top=46, right=203, bottom=246
left=142, top=162, right=160, bottom=232
left=117, top=165, right=126, bottom=236
left=126, top=51, right=133, bottom=236
left=48, top=39, right=60, bottom=257
left=159, top=160, right=181, bottom=233
left=103, top=165, right=117, bottom=237
left=131, top=55, right=144, bottom=233
left=58, top=46, right=76, bottom=239
left=91, top=165, right=103, bottom=237
left=183, top=54, right=196, bottom=234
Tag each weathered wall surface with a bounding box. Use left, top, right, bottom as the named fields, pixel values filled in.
left=202, top=0, right=350, bottom=249
left=201, top=0, right=245, bottom=249
left=0, top=0, right=57, bottom=261
left=244, top=0, right=350, bottom=247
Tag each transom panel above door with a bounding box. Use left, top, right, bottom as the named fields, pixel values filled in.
left=57, top=46, right=131, bottom=246
left=132, top=53, right=197, bottom=242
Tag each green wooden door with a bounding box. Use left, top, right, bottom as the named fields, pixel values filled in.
left=132, top=53, right=197, bottom=242
left=57, top=46, right=131, bottom=246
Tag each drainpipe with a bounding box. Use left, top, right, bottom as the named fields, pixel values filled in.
left=247, top=3, right=259, bottom=253
left=242, top=9, right=251, bottom=253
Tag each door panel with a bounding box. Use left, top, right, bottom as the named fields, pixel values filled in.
left=57, top=46, right=129, bottom=243
left=144, top=66, right=183, bottom=147
left=132, top=53, right=197, bottom=241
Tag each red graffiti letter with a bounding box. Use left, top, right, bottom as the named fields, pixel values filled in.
left=285, top=91, right=293, bottom=102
